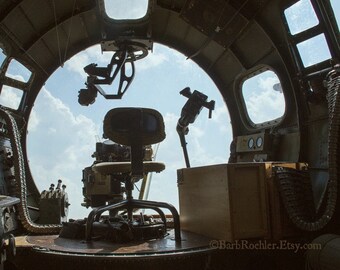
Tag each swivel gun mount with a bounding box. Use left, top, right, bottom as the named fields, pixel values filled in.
left=176, top=87, right=215, bottom=168
left=78, top=41, right=151, bottom=106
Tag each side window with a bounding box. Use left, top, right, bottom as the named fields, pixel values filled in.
left=104, top=0, right=149, bottom=20
left=241, top=69, right=285, bottom=125
left=330, top=0, right=340, bottom=28
left=0, top=49, right=5, bottom=65
left=284, top=0, right=319, bottom=35
left=0, top=86, right=23, bottom=110
left=0, top=58, right=30, bottom=110
left=5, top=59, right=32, bottom=83
left=296, top=34, right=331, bottom=67
left=284, top=0, right=332, bottom=68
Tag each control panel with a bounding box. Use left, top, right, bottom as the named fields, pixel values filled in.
left=236, top=132, right=266, bottom=153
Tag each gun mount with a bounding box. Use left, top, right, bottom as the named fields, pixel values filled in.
left=176, top=87, right=215, bottom=168
left=78, top=40, right=152, bottom=105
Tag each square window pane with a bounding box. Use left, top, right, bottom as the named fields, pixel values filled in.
left=0, top=85, right=23, bottom=110
left=297, top=34, right=331, bottom=67
left=284, top=0, right=319, bottom=35
left=6, top=59, right=32, bottom=83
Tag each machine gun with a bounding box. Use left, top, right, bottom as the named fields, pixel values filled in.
left=176, top=87, right=215, bottom=168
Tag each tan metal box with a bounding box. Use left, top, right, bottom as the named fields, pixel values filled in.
left=177, top=163, right=270, bottom=241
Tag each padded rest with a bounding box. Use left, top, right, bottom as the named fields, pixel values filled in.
left=92, top=161, right=165, bottom=174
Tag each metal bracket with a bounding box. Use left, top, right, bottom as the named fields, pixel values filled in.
left=78, top=41, right=150, bottom=105
left=176, top=87, right=215, bottom=168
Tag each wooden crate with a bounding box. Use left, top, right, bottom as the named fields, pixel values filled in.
left=177, top=163, right=270, bottom=241
left=177, top=162, right=302, bottom=241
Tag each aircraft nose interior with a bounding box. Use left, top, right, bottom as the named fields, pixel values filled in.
left=0, top=0, right=340, bottom=269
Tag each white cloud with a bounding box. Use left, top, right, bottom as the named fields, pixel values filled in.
left=166, top=47, right=197, bottom=72
left=27, top=87, right=100, bottom=218
left=0, top=85, right=23, bottom=109
left=243, top=74, right=285, bottom=124
left=259, top=76, right=278, bottom=90
left=65, top=52, right=90, bottom=79
left=27, top=109, right=39, bottom=132
left=136, top=51, right=169, bottom=71
left=211, top=104, right=231, bottom=133
left=65, top=45, right=112, bottom=79
left=48, top=127, right=57, bottom=134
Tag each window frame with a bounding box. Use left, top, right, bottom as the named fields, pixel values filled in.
left=99, top=0, right=151, bottom=23
left=0, top=56, right=33, bottom=111
left=281, top=0, right=337, bottom=76
left=237, top=66, right=286, bottom=129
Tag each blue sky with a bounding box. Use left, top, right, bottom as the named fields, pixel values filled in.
left=27, top=44, right=232, bottom=217
left=1, top=0, right=339, bottom=218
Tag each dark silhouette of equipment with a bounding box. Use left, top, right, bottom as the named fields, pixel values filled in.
left=176, top=87, right=215, bottom=168
left=81, top=140, right=131, bottom=208
left=78, top=41, right=149, bottom=105
left=85, top=108, right=181, bottom=242
left=39, top=179, right=69, bottom=224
